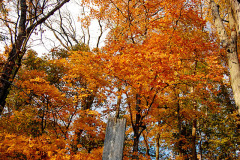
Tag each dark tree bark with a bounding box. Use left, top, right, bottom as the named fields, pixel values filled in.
left=128, top=94, right=146, bottom=160
left=155, top=133, right=160, bottom=160
left=0, top=0, right=70, bottom=114
left=142, top=132, right=150, bottom=156
left=132, top=94, right=142, bottom=158
left=191, top=119, right=197, bottom=160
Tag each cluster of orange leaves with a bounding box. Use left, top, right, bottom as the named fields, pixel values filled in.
left=0, top=0, right=233, bottom=159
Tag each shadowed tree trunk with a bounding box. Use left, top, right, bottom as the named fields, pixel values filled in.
left=132, top=94, right=141, bottom=159
left=142, top=132, right=150, bottom=156
left=156, top=133, right=160, bottom=160
left=191, top=118, right=197, bottom=160
left=129, top=93, right=146, bottom=159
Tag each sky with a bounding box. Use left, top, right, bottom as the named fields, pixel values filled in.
left=0, top=0, right=108, bottom=56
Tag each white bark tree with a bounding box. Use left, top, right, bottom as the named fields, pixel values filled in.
left=209, top=0, right=240, bottom=130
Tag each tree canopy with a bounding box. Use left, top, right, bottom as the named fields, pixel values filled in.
left=0, top=0, right=239, bottom=159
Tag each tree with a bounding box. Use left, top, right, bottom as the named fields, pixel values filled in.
left=198, top=83, right=239, bottom=159
left=1, top=0, right=239, bottom=159
left=209, top=0, right=240, bottom=130
left=81, top=0, right=226, bottom=158
left=0, top=0, right=70, bottom=114
left=1, top=44, right=107, bottom=158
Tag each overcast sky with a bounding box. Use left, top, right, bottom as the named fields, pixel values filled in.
left=0, top=0, right=108, bottom=56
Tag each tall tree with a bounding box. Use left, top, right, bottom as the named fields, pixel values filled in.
left=0, top=0, right=70, bottom=114
left=0, top=44, right=107, bottom=159
left=209, top=0, right=240, bottom=130
left=81, top=0, right=224, bottom=157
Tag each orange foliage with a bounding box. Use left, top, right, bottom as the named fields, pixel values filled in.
left=0, top=0, right=236, bottom=159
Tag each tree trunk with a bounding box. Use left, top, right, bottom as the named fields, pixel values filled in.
left=132, top=94, right=144, bottom=159
left=210, top=0, right=240, bottom=130
left=0, top=0, right=27, bottom=114
left=176, top=94, right=189, bottom=160
left=156, top=133, right=160, bottom=160
left=133, top=132, right=140, bottom=158
left=190, top=87, right=197, bottom=160
left=0, top=0, right=70, bottom=114
left=142, top=132, right=150, bottom=156
left=115, top=87, right=122, bottom=119
left=191, top=119, right=197, bottom=160
left=133, top=94, right=141, bottom=153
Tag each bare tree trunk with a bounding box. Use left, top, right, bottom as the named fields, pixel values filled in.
left=115, top=87, right=121, bottom=119
left=191, top=119, right=197, bottom=160
left=0, top=0, right=27, bottom=113
left=142, top=132, right=150, bottom=156
left=210, top=0, right=240, bottom=130
left=156, top=133, right=160, bottom=160
left=176, top=93, right=189, bottom=160
left=132, top=132, right=140, bottom=159
left=132, top=94, right=146, bottom=160
left=190, top=87, right=197, bottom=160
left=132, top=94, right=141, bottom=159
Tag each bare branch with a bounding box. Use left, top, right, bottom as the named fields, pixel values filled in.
left=96, top=19, right=103, bottom=48
left=26, top=0, right=70, bottom=36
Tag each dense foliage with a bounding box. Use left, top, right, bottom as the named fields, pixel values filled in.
left=0, top=0, right=239, bottom=159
